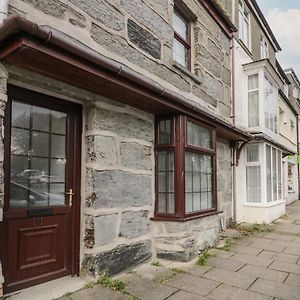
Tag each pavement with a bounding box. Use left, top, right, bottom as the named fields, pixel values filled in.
left=55, top=201, right=300, bottom=300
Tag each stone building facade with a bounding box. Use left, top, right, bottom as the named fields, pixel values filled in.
left=0, top=0, right=249, bottom=296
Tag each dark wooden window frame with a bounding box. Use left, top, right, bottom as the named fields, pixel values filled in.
left=154, top=115, right=218, bottom=222
left=173, top=5, right=192, bottom=70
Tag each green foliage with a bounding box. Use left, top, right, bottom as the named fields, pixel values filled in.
left=171, top=267, right=186, bottom=274
left=151, top=260, right=162, bottom=267
left=218, top=238, right=232, bottom=251
left=197, top=249, right=211, bottom=266
left=97, top=273, right=126, bottom=292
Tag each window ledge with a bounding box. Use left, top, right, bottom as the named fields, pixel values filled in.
left=172, top=61, right=203, bottom=85
left=244, top=200, right=285, bottom=208
left=150, top=210, right=223, bottom=222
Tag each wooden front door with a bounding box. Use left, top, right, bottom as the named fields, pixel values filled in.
left=1, top=86, right=82, bottom=294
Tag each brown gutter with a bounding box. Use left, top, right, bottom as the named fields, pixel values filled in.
left=0, top=15, right=250, bottom=140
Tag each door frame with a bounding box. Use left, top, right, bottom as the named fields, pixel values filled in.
left=0, top=85, right=82, bottom=293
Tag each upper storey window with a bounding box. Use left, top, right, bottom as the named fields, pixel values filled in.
left=239, top=0, right=250, bottom=48
left=173, top=7, right=191, bottom=69
left=260, top=36, right=268, bottom=59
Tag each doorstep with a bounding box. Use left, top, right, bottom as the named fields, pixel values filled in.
left=4, top=273, right=93, bottom=300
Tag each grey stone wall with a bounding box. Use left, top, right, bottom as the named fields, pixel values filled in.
left=83, top=102, right=154, bottom=275
left=152, top=140, right=232, bottom=261
left=9, top=0, right=233, bottom=122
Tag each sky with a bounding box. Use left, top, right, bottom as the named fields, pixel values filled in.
left=256, top=0, right=300, bottom=76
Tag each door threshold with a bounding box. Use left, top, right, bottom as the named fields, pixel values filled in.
left=4, top=273, right=93, bottom=300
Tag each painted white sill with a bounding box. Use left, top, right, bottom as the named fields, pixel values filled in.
left=244, top=200, right=285, bottom=208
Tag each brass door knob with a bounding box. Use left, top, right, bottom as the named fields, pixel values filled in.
left=66, top=189, right=75, bottom=207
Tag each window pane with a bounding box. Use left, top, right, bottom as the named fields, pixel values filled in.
left=264, top=75, right=278, bottom=133
left=11, top=101, right=30, bottom=128
left=272, top=148, right=277, bottom=201
left=266, top=145, right=272, bottom=202
left=157, top=151, right=175, bottom=214
left=32, top=106, right=50, bottom=132
left=187, top=121, right=213, bottom=149
left=247, top=144, right=259, bottom=162
left=11, top=128, right=29, bottom=155
left=277, top=150, right=282, bottom=199
left=246, top=166, right=261, bottom=203
left=248, top=91, right=259, bottom=127
left=173, top=38, right=187, bottom=67
left=173, top=10, right=188, bottom=40
left=11, top=155, right=29, bottom=183
left=32, top=131, right=49, bottom=157
left=249, top=74, right=259, bottom=90
left=158, top=119, right=172, bottom=144
left=185, top=152, right=213, bottom=213
left=51, top=135, right=66, bottom=158
left=52, top=111, right=67, bottom=135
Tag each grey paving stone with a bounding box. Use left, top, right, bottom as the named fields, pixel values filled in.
left=283, top=244, right=300, bottom=256
left=238, top=264, right=288, bottom=282
left=203, top=267, right=256, bottom=289
left=166, top=273, right=219, bottom=296
left=206, top=256, right=245, bottom=271
left=257, top=250, right=277, bottom=259
left=208, top=283, right=272, bottom=300
left=292, top=236, right=300, bottom=244
left=233, top=238, right=253, bottom=246
left=167, top=290, right=208, bottom=300
left=249, top=278, right=300, bottom=300
left=70, top=286, right=128, bottom=300
left=274, top=252, right=300, bottom=264
left=269, top=260, right=300, bottom=275
left=208, top=248, right=236, bottom=258
left=263, top=233, right=294, bottom=242
left=230, top=253, right=273, bottom=267
left=249, top=241, right=285, bottom=253
left=231, top=245, right=262, bottom=256
left=285, top=273, right=300, bottom=287
left=123, top=275, right=178, bottom=300
left=185, top=265, right=213, bottom=277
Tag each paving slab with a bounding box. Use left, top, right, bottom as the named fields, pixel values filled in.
left=285, top=273, right=300, bottom=287
left=238, top=264, right=288, bottom=282
left=206, top=256, right=245, bottom=271
left=122, top=274, right=178, bottom=300
left=269, top=260, right=300, bottom=275
left=249, top=278, right=300, bottom=300
left=166, top=273, right=219, bottom=296
left=256, top=250, right=277, bottom=259
left=167, top=290, right=208, bottom=300
left=184, top=265, right=213, bottom=277
left=283, top=244, right=300, bottom=256
left=273, top=252, right=300, bottom=264
left=231, top=245, right=262, bottom=256
left=202, top=267, right=256, bottom=289
left=249, top=241, right=285, bottom=253
left=208, top=248, right=236, bottom=258
left=230, top=253, right=274, bottom=267
left=207, top=283, right=272, bottom=300
left=263, top=233, right=294, bottom=242
left=70, top=286, right=127, bottom=300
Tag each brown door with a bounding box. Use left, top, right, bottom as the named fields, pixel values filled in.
left=1, top=86, right=82, bottom=294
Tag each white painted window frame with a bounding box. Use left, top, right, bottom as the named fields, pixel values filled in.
left=239, top=0, right=251, bottom=49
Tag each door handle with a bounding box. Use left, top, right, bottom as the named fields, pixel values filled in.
left=66, top=189, right=75, bottom=207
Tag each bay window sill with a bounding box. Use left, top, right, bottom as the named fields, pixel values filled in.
left=151, top=210, right=223, bottom=222
left=244, top=200, right=285, bottom=208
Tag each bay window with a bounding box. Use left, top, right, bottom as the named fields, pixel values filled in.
left=248, top=74, right=259, bottom=127
left=246, top=143, right=282, bottom=204
left=264, top=75, right=278, bottom=134
left=155, top=115, right=216, bottom=220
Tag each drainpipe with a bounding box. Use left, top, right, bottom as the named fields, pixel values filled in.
left=0, top=0, right=8, bottom=22
left=231, top=144, right=237, bottom=222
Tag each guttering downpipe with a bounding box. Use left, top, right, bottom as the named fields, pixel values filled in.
left=231, top=32, right=236, bottom=126
left=0, top=0, right=8, bottom=23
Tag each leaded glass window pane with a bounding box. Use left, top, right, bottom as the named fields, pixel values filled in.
left=187, top=121, right=212, bottom=149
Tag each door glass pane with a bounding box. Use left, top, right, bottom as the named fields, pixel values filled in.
left=10, top=101, right=67, bottom=208
left=158, top=119, right=172, bottom=144
left=272, top=148, right=277, bottom=201
left=51, top=135, right=66, bottom=158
